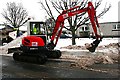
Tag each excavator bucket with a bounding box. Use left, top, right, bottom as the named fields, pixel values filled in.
left=85, top=39, right=101, bottom=52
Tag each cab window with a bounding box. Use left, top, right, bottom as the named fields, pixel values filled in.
left=30, top=22, right=45, bottom=35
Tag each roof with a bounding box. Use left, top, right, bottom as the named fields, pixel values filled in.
left=99, top=21, right=120, bottom=24
left=0, top=24, right=14, bottom=34
left=0, top=23, right=5, bottom=29
left=0, top=24, right=13, bottom=30
left=87, top=21, right=120, bottom=26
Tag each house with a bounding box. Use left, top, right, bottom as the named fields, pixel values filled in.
left=76, top=22, right=120, bottom=37
left=76, top=24, right=90, bottom=37
left=0, top=23, right=14, bottom=45
left=97, top=22, right=120, bottom=37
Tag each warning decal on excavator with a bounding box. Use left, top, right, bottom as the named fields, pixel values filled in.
left=32, top=42, right=38, bottom=46
left=62, top=14, right=68, bottom=19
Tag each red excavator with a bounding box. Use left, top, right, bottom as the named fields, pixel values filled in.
left=8, top=2, right=102, bottom=64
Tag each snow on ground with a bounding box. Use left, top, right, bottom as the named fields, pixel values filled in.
left=0, top=37, right=119, bottom=69
left=0, top=37, right=119, bottom=53
left=0, top=36, right=119, bottom=56
left=55, top=38, right=119, bottom=50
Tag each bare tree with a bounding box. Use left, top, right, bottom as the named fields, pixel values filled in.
left=2, top=2, right=30, bottom=37
left=39, top=0, right=111, bottom=45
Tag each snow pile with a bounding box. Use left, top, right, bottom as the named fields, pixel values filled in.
left=60, top=41, right=119, bottom=53
left=75, top=54, right=118, bottom=68
left=0, top=32, right=27, bottom=54
left=61, top=53, right=119, bottom=69
left=61, top=53, right=118, bottom=68
left=61, top=42, right=119, bottom=68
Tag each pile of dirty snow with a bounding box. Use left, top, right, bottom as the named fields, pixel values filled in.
left=61, top=42, right=119, bottom=68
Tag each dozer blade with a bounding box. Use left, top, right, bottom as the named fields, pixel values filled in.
left=8, top=47, right=21, bottom=54
left=85, top=39, right=101, bottom=52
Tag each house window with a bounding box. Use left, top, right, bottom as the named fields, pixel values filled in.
left=112, top=24, right=120, bottom=30
left=113, top=25, right=116, bottom=29
left=82, top=27, right=84, bottom=31
left=117, top=24, right=120, bottom=30
left=85, top=27, right=89, bottom=31
left=80, top=26, right=89, bottom=32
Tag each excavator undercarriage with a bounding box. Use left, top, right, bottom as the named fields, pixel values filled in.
left=9, top=46, right=61, bottom=64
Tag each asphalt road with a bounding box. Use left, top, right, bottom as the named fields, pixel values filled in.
left=1, top=55, right=119, bottom=79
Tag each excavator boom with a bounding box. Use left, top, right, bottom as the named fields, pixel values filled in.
left=47, top=2, right=102, bottom=52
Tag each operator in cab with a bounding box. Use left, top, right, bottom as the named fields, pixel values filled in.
left=32, top=24, right=39, bottom=35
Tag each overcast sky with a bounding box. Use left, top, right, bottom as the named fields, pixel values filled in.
left=0, top=0, right=119, bottom=23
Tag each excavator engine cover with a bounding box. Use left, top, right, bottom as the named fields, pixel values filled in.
left=21, top=36, right=45, bottom=53
left=22, top=36, right=45, bottom=47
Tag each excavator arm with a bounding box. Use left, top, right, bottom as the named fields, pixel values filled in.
left=47, top=2, right=102, bottom=52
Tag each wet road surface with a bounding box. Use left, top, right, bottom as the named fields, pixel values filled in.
left=1, top=55, right=119, bottom=79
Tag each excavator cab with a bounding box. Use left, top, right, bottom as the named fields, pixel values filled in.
left=21, top=21, right=48, bottom=53
left=29, top=22, right=45, bottom=35
left=28, top=21, right=47, bottom=44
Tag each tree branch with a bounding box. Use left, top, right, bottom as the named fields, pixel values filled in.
left=2, top=2, right=28, bottom=28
